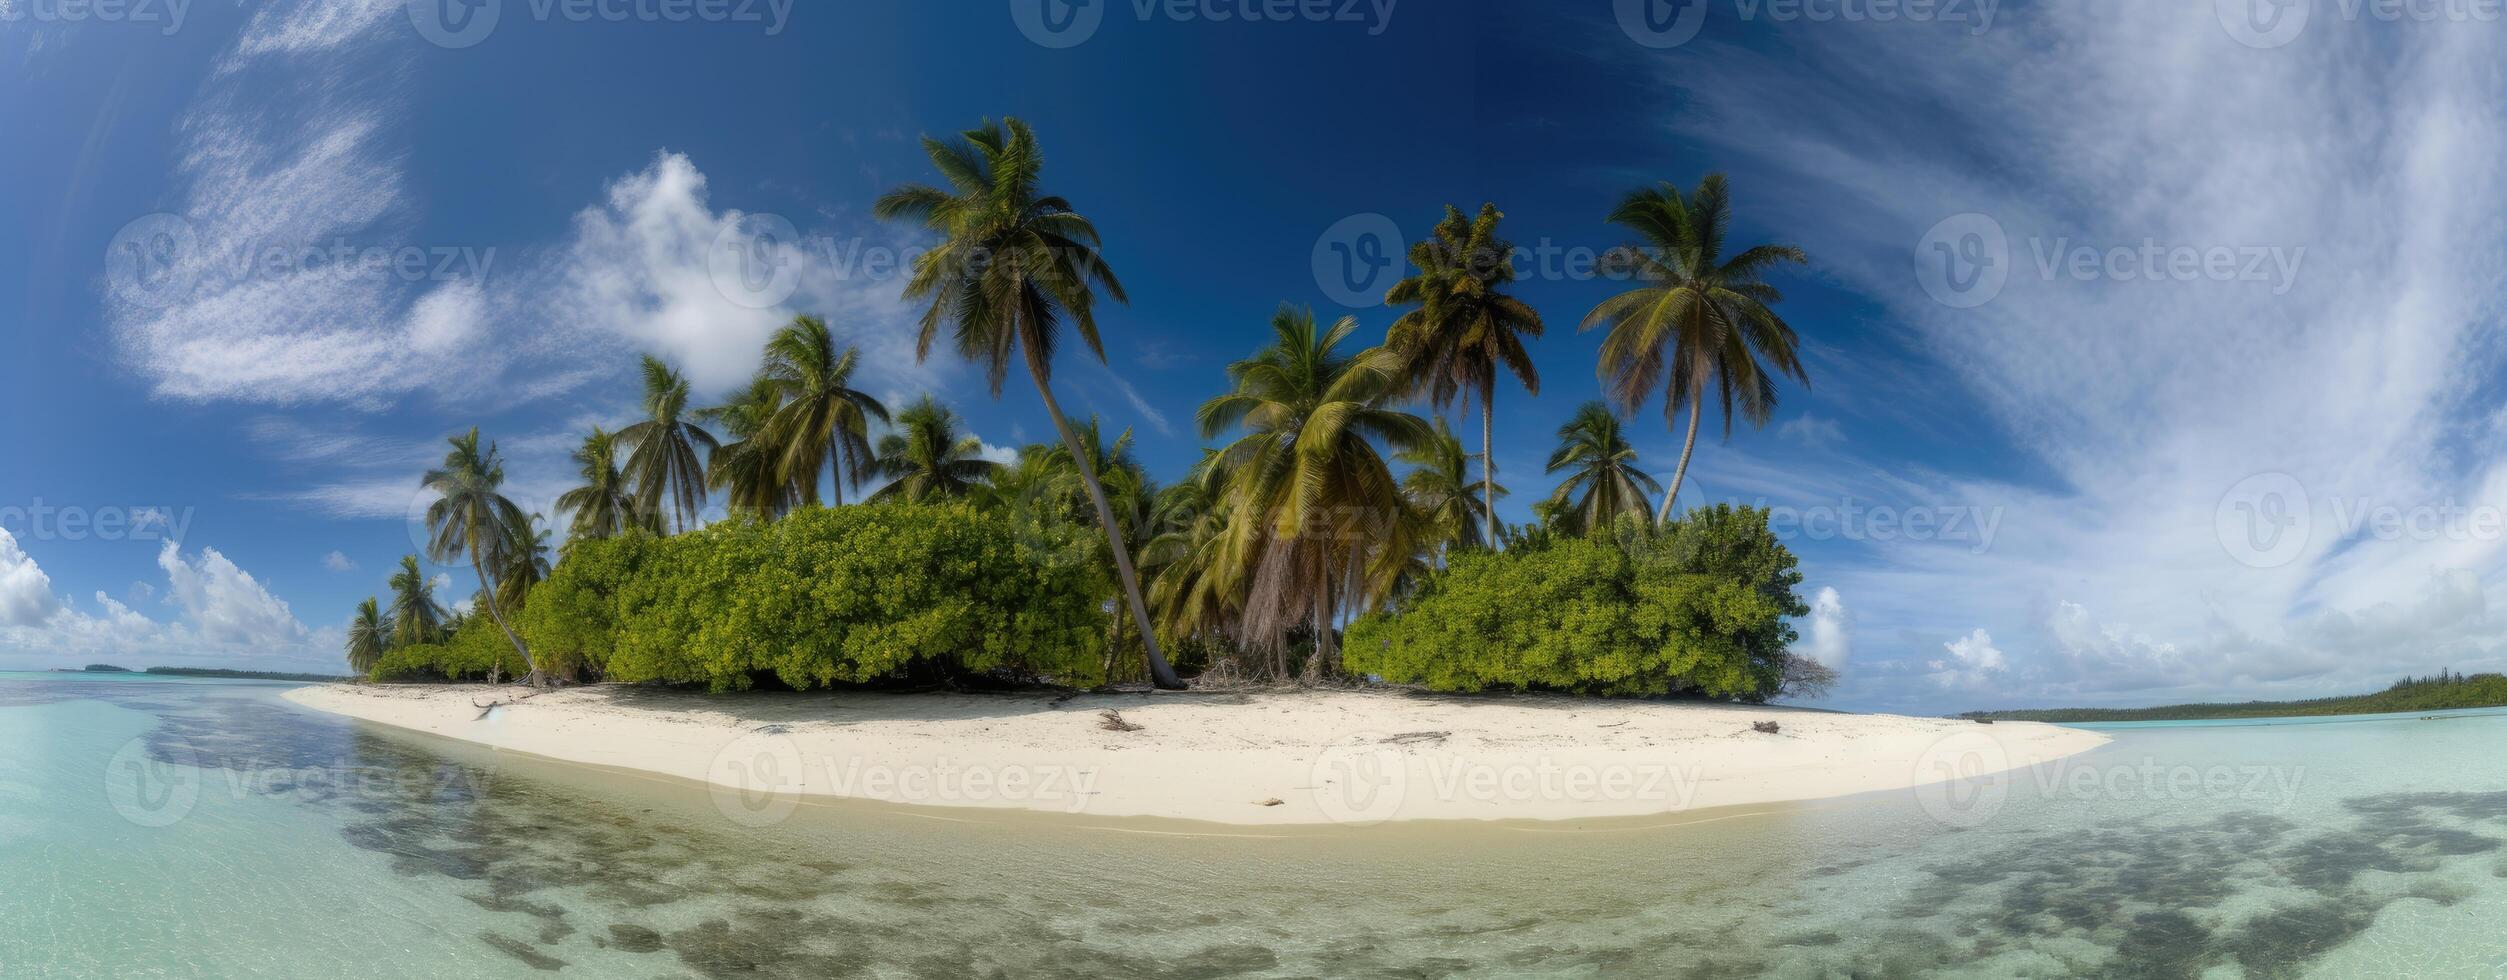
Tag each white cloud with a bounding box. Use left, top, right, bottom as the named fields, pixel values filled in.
left=322, top=550, right=357, bottom=572
left=1778, top=415, right=1844, bottom=449
left=1793, top=586, right=1851, bottom=670
left=157, top=540, right=309, bottom=649
left=0, top=529, right=61, bottom=628
left=1635, top=7, right=2507, bottom=709
left=1928, top=628, right=2006, bottom=690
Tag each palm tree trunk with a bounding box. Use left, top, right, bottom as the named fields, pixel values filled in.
left=1481, top=384, right=1498, bottom=549
left=470, top=554, right=543, bottom=688
left=1657, top=395, right=1703, bottom=524
left=1026, top=358, right=1187, bottom=690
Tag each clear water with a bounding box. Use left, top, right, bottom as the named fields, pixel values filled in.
left=5, top=672, right=2506, bottom=978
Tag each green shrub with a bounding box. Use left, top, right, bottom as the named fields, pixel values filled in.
left=536, top=502, right=1107, bottom=692
left=1347, top=506, right=1809, bottom=699
left=369, top=615, right=530, bottom=683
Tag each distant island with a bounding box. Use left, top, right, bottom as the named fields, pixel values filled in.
left=145, top=667, right=355, bottom=683
left=1963, top=672, right=2507, bottom=723
left=80, top=664, right=134, bottom=673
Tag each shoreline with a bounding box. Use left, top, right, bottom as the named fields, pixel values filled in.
left=281, top=684, right=2110, bottom=827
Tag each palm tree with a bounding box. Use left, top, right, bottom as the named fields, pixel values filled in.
left=1396, top=416, right=1502, bottom=555
left=701, top=375, right=804, bottom=518
left=1583, top=175, right=1808, bottom=521
left=761, top=315, right=889, bottom=506
left=874, top=116, right=1186, bottom=690
left=386, top=554, right=446, bottom=650
left=1545, top=402, right=1662, bottom=537
left=618, top=355, right=718, bottom=534
left=497, top=512, right=553, bottom=612
left=555, top=427, right=647, bottom=545
left=346, top=597, right=392, bottom=675
left=865, top=396, right=1000, bottom=502
left=1384, top=203, right=1543, bottom=547
left=422, top=428, right=542, bottom=686
left=1198, top=305, right=1431, bottom=678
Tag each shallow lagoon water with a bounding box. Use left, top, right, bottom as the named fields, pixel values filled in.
left=5, top=672, right=2506, bottom=977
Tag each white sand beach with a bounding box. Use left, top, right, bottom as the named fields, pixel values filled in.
left=282, top=684, right=2107, bottom=827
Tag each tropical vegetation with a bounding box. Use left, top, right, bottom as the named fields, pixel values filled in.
left=341, top=117, right=1833, bottom=702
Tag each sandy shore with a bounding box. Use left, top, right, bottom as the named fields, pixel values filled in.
left=282, top=684, right=2107, bottom=827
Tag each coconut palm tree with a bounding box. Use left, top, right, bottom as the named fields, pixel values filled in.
left=1396, top=416, right=1503, bottom=555
left=386, top=554, right=446, bottom=650
left=1384, top=203, right=1543, bottom=547
left=346, top=597, right=391, bottom=675
left=761, top=315, right=889, bottom=506
left=555, top=427, right=647, bottom=545
left=421, top=428, right=542, bottom=686
left=1545, top=402, right=1662, bottom=538
left=701, top=375, right=805, bottom=519
left=865, top=396, right=999, bottom=503
left=1583, top=175, right=1808, bottom=521
left=618, top=355, right=718, bottom=534
left=1198, top=305, right=1431, bottom=678
left=497, top=512, right=553, bottom=612
left=874, top=116, right=1185, bottom=690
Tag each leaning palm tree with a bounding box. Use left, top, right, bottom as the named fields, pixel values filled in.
left=700, top=375, right=805, bottom=519
left=346, top=597, right=392, bottom=675
left=1396, top=416, right=1503, bottom=555
left=617, top=355, right=718, bottom=534
left=422, top=428, right=542, bottom=686
left=1583, top=174, right=1808, bottom=521
left=1384, top=203, right=1543, bottom=547
left=496, top=512, right=553, bottom=612
left=761, top=315, right=889, bottom=506
left=875, top=116, right=1185, bottom=688
left=865, top=396, right=1000, bottom=503
left=385, top=554, right=446, bottom=650
left=1544, top=402, right=1662, bottom=538
left=1199, top=305, right=1432, bottom=678
left=554, top=427, right=648, bottom=545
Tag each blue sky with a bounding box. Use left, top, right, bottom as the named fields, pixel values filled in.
left=5, top=1, right=2504, bottom=713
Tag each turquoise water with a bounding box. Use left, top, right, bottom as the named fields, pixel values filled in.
left=5, top=672, right=2507, bottom=977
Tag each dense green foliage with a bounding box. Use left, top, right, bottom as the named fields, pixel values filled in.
left=1964, top=672, right=2507, bottom=722
left=1346, top=506, right=1809, bottom=700
left=519, top=502, right=1108, bottom=692
left=370, top=615, right=531, bottom=683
